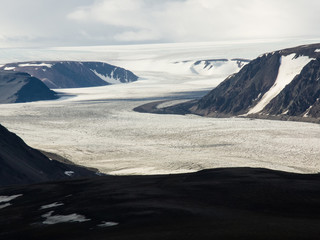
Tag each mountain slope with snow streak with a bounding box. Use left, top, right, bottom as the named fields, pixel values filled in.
left=247, top=54, right=313, bottom=114
left=0, top=61, right=138, bottom=89
left=162, top=43, right=320, bottom=122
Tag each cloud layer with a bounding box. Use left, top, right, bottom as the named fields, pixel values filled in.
left=0, top=0, right=320, bottom=47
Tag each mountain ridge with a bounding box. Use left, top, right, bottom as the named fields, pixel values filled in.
left=151, top=43, right=320, bottom=123
left=0, top=61, right=138, bottom=89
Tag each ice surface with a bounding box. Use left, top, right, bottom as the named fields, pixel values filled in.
left=42, top=211, right=90, bottom=224
left=190, top=59, right=247, bottom=76
left=248, top=54, right=313, bottom=114
left=0, top=194, right=23, bottom=203
left=40, top=202, right=64, bottom=210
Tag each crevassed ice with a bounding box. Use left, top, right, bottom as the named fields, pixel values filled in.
left=248, top=54, right=313, bottom=114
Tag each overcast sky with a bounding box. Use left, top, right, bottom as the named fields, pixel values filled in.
left=0, top=0, right=320, bottom=48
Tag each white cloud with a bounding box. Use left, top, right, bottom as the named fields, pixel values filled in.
left=0, top=0, right=320, bottom=47
left=67, top=0, right=320, bottom=44
left=68, top=0, right=150, bottom=28
left=114, top=30, right=160, bottom=42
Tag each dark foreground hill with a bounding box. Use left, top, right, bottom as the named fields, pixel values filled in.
left=0, top=61, right=138, bottom=88
left=0, top=123, right=97, bottom=186
left=145, top=43, right=320, bottom=123
left=1, top=167, right=320, bottom=240
left=0, top=70, right=58, bottom=103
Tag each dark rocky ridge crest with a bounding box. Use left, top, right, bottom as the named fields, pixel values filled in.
left=0, top=61, right=138, bottom=89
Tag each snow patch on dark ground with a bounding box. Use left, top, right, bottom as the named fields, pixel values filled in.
left=42, top=211, right=90, bottom=225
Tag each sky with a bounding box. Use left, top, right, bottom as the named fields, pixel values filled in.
left=0, top=0, right=320, bottom=48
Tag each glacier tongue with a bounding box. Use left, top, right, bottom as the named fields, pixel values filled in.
left=248, top=54, right=314, bottom=114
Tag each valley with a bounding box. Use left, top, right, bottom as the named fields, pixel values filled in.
left=0, top=41, right=319, bottom=175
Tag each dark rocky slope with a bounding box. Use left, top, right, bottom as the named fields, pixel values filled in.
left=154, top=43, right=320, bottom=123
left=0, top=123, right=97, bottom=186
left=1, top=167, right=320, bottom=239
left=0, top=61, right=138, bottom=89
left=0, top=70, right=58, bottom=103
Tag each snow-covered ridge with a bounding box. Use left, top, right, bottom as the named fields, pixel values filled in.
left=18, top=63, right=53, bottom=68
left=248, top=54, right=314, bottom=114
left=190, top=59, right=249, bottom=76
left=172, top=58, right=249, bottom=77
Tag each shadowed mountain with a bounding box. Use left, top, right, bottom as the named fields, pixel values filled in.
left=0, top=61, right=138, bottom=89
left=1, top=167, right=320, bottom=239
left=0, top=123, right=98, bottom=186
left=0, top=70, right=58, bottom=103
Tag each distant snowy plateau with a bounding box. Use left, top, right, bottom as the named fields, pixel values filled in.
left=0, top=41, right=319, bottom=175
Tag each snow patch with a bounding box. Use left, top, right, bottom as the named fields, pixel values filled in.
left=40, top=202, right=64, bottom=210
left=42, top=211, right=90, bottom=225
left=64, top=171, right=74, bottom=176
left=90, top=69, right=121, bottom=84
left=0, top=194, right=23, bottom=203
left=303, top=105, right=313, bottom=118
left=18, top=63, right=53, bottom=68
left=98, top=221, right=119, bottom=227
left=0, top=203, right=11, bottom=209
left=4, top=67, right=15, bottom=71
left=248, top=54, right=313, bottom=114
left=314, top=49, right=320, bottom=53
